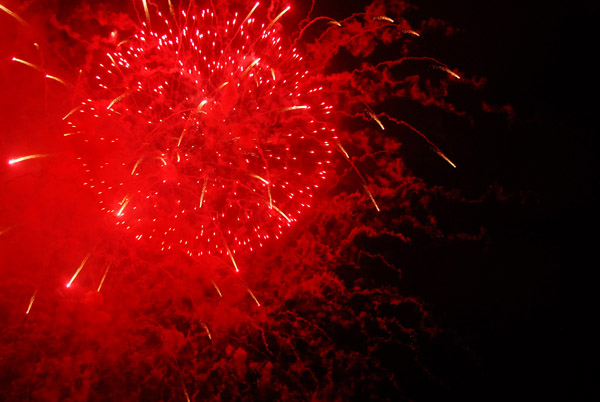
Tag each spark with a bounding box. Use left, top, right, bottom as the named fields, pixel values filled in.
left=62, top=106, right=82, bottom=120
left=141, top=0, right=150, bottom=24
left=44, top=74, right=71, bottom=87
left=249, top=174, right=269, bottom=185
left=242, top=57, right=261, bottom=76
left=8, top=154, right=50, bottom=165
left=97, top=264, right=111, bottom=292
left=245, top=285, right=261, bottom=307
left=211, top=280, right=222, bottom=298
left=201, top=322, right=212, bottom=340
left=106, top=92, right=129, bottom=110
left=271, top=204, right=291, bottom=222
left=117, top=195, right=131, bottom=216
left=372, top=16, right=394, bottom=23
left=66, top=253, right=91, bottom=288
left=25, top=289, right=38, bottom=314
left=336, top=142, right=380, bottom=212
left=279, top=105, right=309, bottom=112
left=0, top=4, right=28, bottom=27
left=223, top=240, right=239, bottom=272
left=363, top=184, right=380, bottom=212
left=11, top=57, right=41, bottom=72
left=364, top=104, right=385, bottom=130
left=267, top=5, right=291, bottom=31
left=199, top=177, right=208, bottom=208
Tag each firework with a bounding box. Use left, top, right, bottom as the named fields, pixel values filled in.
left=65, top=2, right=336, bottom=267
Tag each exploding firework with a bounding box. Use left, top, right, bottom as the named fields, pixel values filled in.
left=66, top=2, right=337, bottom=263
left=0, top=0, right=479, bottom=400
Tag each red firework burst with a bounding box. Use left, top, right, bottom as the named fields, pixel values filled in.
left=66, top=2, right=336, bottom=265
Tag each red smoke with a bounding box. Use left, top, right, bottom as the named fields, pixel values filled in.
left=0, top=1, right=486, bottom=400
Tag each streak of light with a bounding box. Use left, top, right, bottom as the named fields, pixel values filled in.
left=107, top=92, right=129, bottom=110
left=156, top=156, right=167, bottom=166
left=196, top=99, right=208, bottom=111
left=211, top=280, right=222, bottom=298
left=45, top=74, right=71, bottom=87
left=364, top=104, right=385, bottom=130
left=201, top=322, right=212, bottom=340
left=372, top=16, right=394, bottom=23
left=270, top=68, right=276, bottom=80
left=141, top=0, right=150, bottom=24
left=435, top=149, right=457, bottom=168
left=402, top=29, right=420, bottom=37
left=385, top=115, right=457, bottom=168
left=241, top=2, right=260, bottom=28
left=279, top=105, right=308, bottom=112
left=271, top=204, right=291, bottom=222
left=8, top=154, right=50, bottom=165
left=363, top=184, right=380, bottom=212
left=223, top=239, right=239, bottom=272
left=432, top=64, right=461, bottom=79
left=249, top=174, right=269, bottom=185
left=267, top=6, right=290, bottom=31
left=249, top=174, right=272, bottom=206
left=66, top=253, right=91, bottom=288
left=167, top=0, right=175, bottom=18
left=242, top=58, right=261, bottom=76
left=336, top=142, right=380, bottom=212
left=63, top=106, right=82, bottom=120
left=11, top=57, right=41, bottom=72
left=131, top=156, right=145, bottom=175
left=117, top=195, right=131, bottom=216
left=26, top=289, right=37, bottom=314
left=182, top=382, right=191, bottom=402
left=97, top=264, right=111, bottom=292
left=0, top=227, right=11, bottom=236
left=199, top=177, right=208, bottom=208
left=245, top=286, right=261, bottom=307
left=0, top=4, right=28, bottom=27
left=217, top=81, right=229, bottom=90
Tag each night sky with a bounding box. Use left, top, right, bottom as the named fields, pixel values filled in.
left=0, top=0, right=594, bottom=401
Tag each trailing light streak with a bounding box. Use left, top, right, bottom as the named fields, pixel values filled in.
left=199, top=177, right=207, bottom=208
left=224, top=241, right=239, bottom=273
left=141, top=0, right=150, bottom=24
left=245, top=285, right=261, bottom=307
left=117, top=195, right=131, bottom=216
left=372, top=16, right=394, bottom=23
left=279, top=105, right=309, bottom=112
left=8, top=154, right=50, bottom=165
left=267, top=6, right=291, bottom=31
left=107, top=93, right=129, bottom=110
left=201, top=322, right=212, bottom=340
left=11, top=57, right=41, bottom=72
left=336, top=142, right=380, bottom=212
left=211, top=280, right=223, bottom=298
left=66, top=253, right=91, bottom=288
left=0, top=227, right=11, bottom=236
left=26, top=289, right=38, bottom=314
left=97, top=264, right=111, bottom=292
left=44, top=74, right=70, bottom=87
left=364, top=104, right=385, bottom=130
left=363, top=184, right=380, bottom=212
left=271, top=204, right=291, bottom=222
left=242, top=58, right=261, bottom=76
left=0, top=4, right=28, bottom=27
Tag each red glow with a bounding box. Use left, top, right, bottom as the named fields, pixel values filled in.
left=0, top=0, right=482, bottom=400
